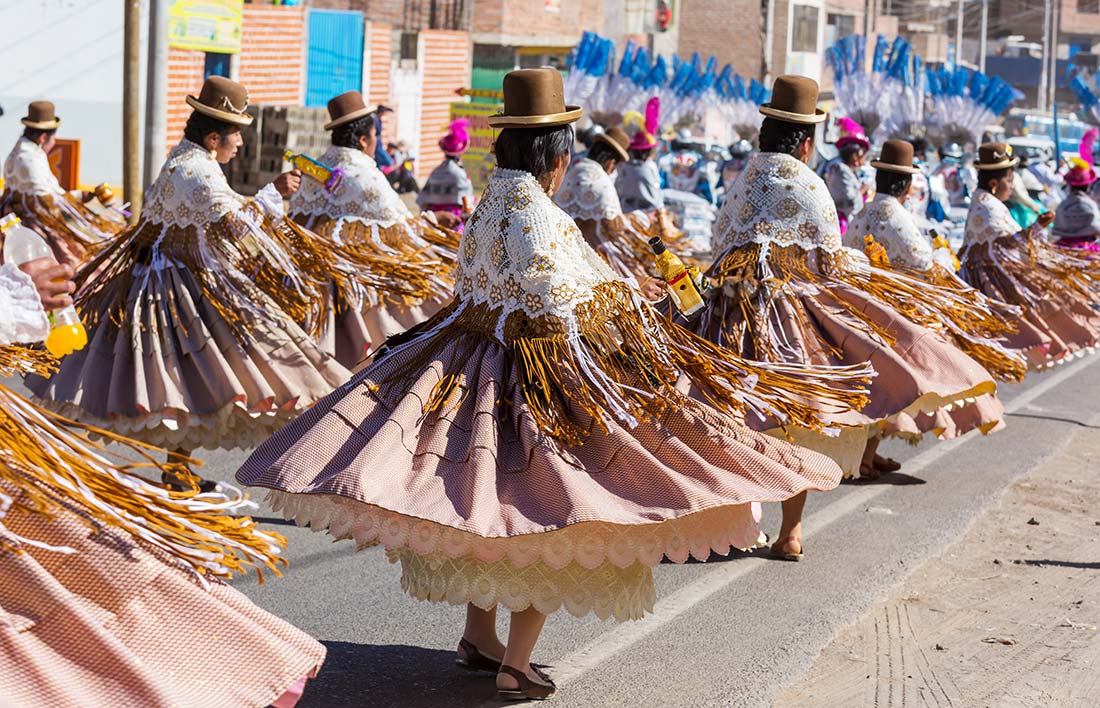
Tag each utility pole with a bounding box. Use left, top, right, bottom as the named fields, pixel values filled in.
left=144, top=0, right=169, bottom=188
left=863, top=0, right=870, bottom=41
left=955, top=0, right=964, bottom=66
left=1039, top=0, right=1050, bottom=112
left=123, top=0, right=141, bottom=220
left=1049, top=0, right=1060, bottom=111
left=978, top=0, right=988, bottom=73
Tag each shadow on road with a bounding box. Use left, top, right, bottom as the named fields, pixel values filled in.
left=844, top=471, right=927, bottom=486
left=1021, top=559, right=1100, bottom=570
left=1007, top=412, right=1100, bottom=429
left=300, top=641, right=499, bottom=708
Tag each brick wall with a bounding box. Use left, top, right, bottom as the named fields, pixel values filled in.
left=678, top=0, right=764, bottom=79
left=164, top=5, right=304, bottom=149
left=166, top=47, right=206, bottom=148
left=238, top=5, right=305, bottom=105
left=417, top=30, right=472, bottom=181
left=365, top=23, right=399, bottom=156
left=474, top=0, right=605, bottom=45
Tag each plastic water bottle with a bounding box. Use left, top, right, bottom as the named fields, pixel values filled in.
left=1, top=214, right=88, bottom=356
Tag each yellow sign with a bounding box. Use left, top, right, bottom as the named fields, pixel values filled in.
left=450, top=101, right=504, bottom=193
left=169, top=0, right=243, bottom=54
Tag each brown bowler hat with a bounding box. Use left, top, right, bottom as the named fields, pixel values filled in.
left=594, top=126, right=630, bottom=163
left=488, top=68, right=582, bottom=129
left=871, top=139, right=921, bottom=175
left=759, top=75, right=827, bottom=125
left=22, top=101, right=60, bottom=130
left=324, top=90, right=375, bottom=131
left=186, top=76, right=253, bottom=126
left=975, top=142, right=1019, bottom=170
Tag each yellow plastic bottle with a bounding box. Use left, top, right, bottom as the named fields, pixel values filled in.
left=283, top=150, right=343, bottom=192
left=649, top=236, right=705, bottom=316
left=862, top=234, right=891, bottom=267
left=1, top=214, right=88, bottom=357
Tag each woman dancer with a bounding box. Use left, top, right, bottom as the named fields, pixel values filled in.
left=961, top=143, right=1100, bottom=367
left=697, top=76, right=1002, bottom=550
left=237, top=69, right=869, bottom=700
left=2, top=101, right=126, bottom=267
left=0, top=256, right=324, bottom=707
left=28, top=77, right=350, bottom=491
left=418, top=118, right=476, bottom=230
left=290, top=91, right=459, bottom=366
left=555, top=125, right=687, bottom=280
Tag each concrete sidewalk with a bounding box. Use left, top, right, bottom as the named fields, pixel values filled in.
left=775, top=418, right=1100, bottom=708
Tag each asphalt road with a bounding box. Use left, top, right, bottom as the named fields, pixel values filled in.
left=15, top=354, right=1100, bottom=708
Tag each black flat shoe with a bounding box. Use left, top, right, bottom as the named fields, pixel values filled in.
left=456, top=637, right=503, bottom=673
left=497, top=665, right=556, bottom=701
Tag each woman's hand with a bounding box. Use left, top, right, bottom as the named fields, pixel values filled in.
left=1036, top=211, right=1055, bottom=228
left=20, top=258, right=75, bottom=310
left=640, top=277, right=668, bottom=301
left=273, top=169, right=303, bottom=197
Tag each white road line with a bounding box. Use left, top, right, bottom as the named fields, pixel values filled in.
left=473, top=354, right=1100, bottom=702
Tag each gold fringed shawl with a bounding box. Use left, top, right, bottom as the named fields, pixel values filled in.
left=376, top=280, right=873, bottom=449
left=710, top=243, right=1029, bottom=382
left=0, top=345, right=286, bottom=583
left=296, top=214, right=456, bottom=303
left=74, top=204, right=324, bottom=342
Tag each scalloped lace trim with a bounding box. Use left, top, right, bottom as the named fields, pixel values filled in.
left=388, top=548, right=656, bottom=621
left=265, top=490, right=763, bottom=570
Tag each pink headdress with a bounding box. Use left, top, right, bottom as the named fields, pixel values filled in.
left=1066, top=128, right=1099, bottom=186
left=835, top=117, right=870, bottom=151
left=629, top=97, right=660, bottom=151
left=439, top=118, right=470, bottom=155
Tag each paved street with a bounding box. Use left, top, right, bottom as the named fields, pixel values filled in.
left=146, top=352, right=1099, bottom=708
left=9, top=352, right=1094, bottom=708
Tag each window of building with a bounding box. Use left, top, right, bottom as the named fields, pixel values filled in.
left=826, top=13, right=856, bottom=48
left=399, top=32, right=419, bottom=63
left=792, top=4, right=820, bottom=53
left=1078, top=0, right=1100, bottom=14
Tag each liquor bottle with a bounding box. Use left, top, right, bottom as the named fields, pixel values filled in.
left=649, top=236, right=704, bottom=317
left=1, top=214, right=87, bottom=356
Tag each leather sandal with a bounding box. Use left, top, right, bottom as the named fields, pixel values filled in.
left=455, top=637, right=503, bottom=673
left=768, top=536, right=804, bottom=562
left=497, top=664, right=556, bottom=701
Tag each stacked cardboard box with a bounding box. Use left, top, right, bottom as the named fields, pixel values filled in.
left=227, top=105, right=329, bottom=195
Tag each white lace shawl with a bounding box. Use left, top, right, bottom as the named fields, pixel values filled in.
left=0, top=263, right=49, bottom=344
left=553, top=157, right=624, bottom=221
left=713, top=152, right=843, bottom=256
left=3, top=137, right=65, bottom=197
left=289, top=145, right=412, bottom=227
left=456, top=168, right=618, bottom=341
left=142, top=139, right=283, bottom=227
left=844, top=193, right=936, bottom=270
left=964, top=189, right=1021, bottom=246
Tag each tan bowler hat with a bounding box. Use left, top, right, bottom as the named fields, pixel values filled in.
left=975, top=142, right=1019, bottom=170
left=871, top=139, right=922, bottom=175
left=488, top=68, right=582, bottom=129
left=324, top=90, right=375, bottom=131
left=594, top=126, right=630, bottom=163
left=22, top=101, right=60, bottom=130
left=759, top=75, right=828, bottom=124
left=186, top=76, right=253, bottom=126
